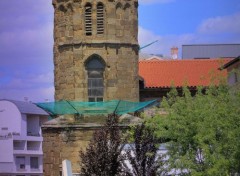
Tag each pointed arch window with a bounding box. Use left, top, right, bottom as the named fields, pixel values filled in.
left=97, top=3, right=104, bottom=34
left=85, top=3, right=92, bottom=36
left=85, top=55, right=105, bottom=102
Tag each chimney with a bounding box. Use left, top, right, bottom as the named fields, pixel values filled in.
left=171, top=47, right=178, bottom=59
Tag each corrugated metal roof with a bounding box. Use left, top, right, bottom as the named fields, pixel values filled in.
left=182, top=44, right=240, bottom=59
left=0, top=99, right=48, bottom=115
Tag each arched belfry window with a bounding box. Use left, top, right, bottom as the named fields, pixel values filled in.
left=97, top=3, right=104, bottom=34
left=85, top=3, right=92, bottom=36
left=116, top=3, right=122, bottom=20
left=85, top=55, right=105, bottom=102
left=124, top=3, right=131, bottom=19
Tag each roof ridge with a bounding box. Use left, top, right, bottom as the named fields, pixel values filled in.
left=139, top=58, right=233, bottom=63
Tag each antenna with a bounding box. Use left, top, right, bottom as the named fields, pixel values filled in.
left=140, top=40, right=158, bottom=51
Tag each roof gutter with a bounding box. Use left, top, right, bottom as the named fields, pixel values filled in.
left=220, top=56, right=240, bottom=70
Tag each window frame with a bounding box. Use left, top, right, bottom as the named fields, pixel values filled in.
left=87, top=69, right=104, bottom=102
left=30, top=157, right=39, bottom=170
left=16, top=156, right=26, bottom=170
left=85, top=55, right=105, bottom=102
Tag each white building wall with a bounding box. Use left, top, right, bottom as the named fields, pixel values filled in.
left=0, top=101, right=21, bottom=134
left=0, top=100, right=48, bottom=176
left=21, top=114, right=27, bottom=137
left=0, top=162, right=14, bottom=173
left=0, top=138, right=13, bottom=163
left=13, top=155, right=43, bottom=174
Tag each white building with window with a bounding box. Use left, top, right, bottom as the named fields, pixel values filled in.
left=0, top=100, right=48, bottom=176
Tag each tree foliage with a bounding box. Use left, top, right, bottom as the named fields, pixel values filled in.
left=123, top=122, right=166, bottom=176
left=80, top=114, right=126, bottom=176
left=80, top=114, right=166, bottom=176
left=149, top=84, right=240, bottom=175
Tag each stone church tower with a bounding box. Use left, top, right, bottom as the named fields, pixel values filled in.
left=42, top=1, right=139, bottom=175
left=53, top=0, right=139, bottom=102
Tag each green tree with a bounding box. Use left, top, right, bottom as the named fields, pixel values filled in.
left=123, top=122, right=166, bottom=176
left=149, top=84, right=240, bottom=175
left=80, top=114, right=126, bottom=176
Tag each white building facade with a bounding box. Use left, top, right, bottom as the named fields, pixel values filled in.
left=0, top=100, right=48, bottom=176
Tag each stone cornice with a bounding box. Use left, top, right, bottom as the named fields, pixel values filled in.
left=58, top=41, right=139, bottom=49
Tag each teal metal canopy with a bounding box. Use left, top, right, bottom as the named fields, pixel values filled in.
left=36, top=100, right=156, bottom=116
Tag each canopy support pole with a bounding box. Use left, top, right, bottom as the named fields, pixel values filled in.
left=66, top=100, right=80, bottom=115
left=113, top=100, right=121, bottom=114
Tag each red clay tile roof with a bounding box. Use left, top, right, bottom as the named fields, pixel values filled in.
left=139, top=59, right=232, bottom=88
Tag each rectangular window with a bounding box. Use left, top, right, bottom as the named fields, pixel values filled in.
left=97, top=97, right=103, bottom=102
left=88, top=70, right=104, bottom=102
left=16, top=156, right=25, bottom=170
left=30, top=157, right=39, bottom=169
left=88, top=97, right=95, bottom=102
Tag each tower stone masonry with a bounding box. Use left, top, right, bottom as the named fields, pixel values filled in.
left=53, top=0, right=139, bottom=102
left=42, top=1, right=139, bottom=175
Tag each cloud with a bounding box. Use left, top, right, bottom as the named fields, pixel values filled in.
left=0, top=0, right=52, bottom=17
left=0, top=23, right=53, bottom=55
left=139, top=0, right=175, bottom=5
left=0, top=71, right=53, bottom=102
left=0, top=19, right=53, bottom=70
left=0, top=0, right=54, bottom=102
left=0, top=86, right=54, bottom=103
left=0, top=72, right=53, bottom=89
left=0, top=71, right=54, bottom=102
left=139, top=12, right=240, bottom=56
left=198, top=12, right=240, bottom=34
left=0, top=1, right=54, bottom=103
left=0, top=0, right=53, bottom=34
left=139, top=26, right=196, bottom=56
left=139, top=27, right=162, bottom=44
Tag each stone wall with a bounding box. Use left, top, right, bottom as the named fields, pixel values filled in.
left=42, top=125, right=96, bottom=176
left=42, top=116, right=130, bottom=176
left=45, top=0, right=139, bottom=174
left=53, top=0, right=139, bottom=101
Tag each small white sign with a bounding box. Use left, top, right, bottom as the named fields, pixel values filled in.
left=62, top=159, right=73, bottom=176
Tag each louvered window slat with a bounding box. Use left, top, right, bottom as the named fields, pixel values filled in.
left=85, top=4, right=92, bottom=36
left=97, top=4, right=104, bottom=35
